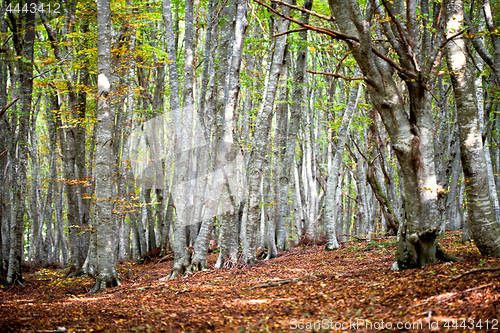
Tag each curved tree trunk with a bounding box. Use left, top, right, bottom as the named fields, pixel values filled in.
left=328, top=0, right=450, bottom=269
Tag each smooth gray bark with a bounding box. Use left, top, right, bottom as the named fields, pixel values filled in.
left=40, top=11, right=85, bottom=269
left=7, top=1, right=35, bottom=284
left=90, top=0, right=120, bottom=293
left=324, top=83, right=361, bottom=250
left=244, top=2, right=290, bottom=264
left=276, top=0, right=313, bottom=251
left=188, top=0, right=219, bottom=273
left=212, top=0, right=248, bottom=269
left=162, top=0, right=192, bottom=279
left=444, top=0, right=500, bottom=256
left=328, top=0, right=448, bottom=269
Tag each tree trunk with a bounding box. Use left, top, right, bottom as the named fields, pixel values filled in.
left=244, top=2, right=289, bottom=264
left=187, top=0, right=219, bottom=273
left=211, top=0, right=248, bottom=269
left=276, top=0, right=312, bottom=251
left=324, top=82, right=361, bottom=250
left=91, top=0, right=120, bottom=293
left=7, top=1, right=35, bottom=284
left=162, top=0, right=191, bottom=279
left=328, top=0, right=452, bottom=269
left=444, top=0, right=500, bottom=256
left=41, top=10, right=85, bottom=270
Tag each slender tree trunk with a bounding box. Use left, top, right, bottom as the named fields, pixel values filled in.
left=0, top=0, right=7, bottom=279
left=211, top=0, right=248, bottom=269
left=187, top=0, right=219, bottom=273
left=28, top=99, right=43, bottom=265
left=273, top=69, right=289, bottom=251
left=41, top=11, right=85, bottom=270
left=444, top=0, right=500, bottom=256
left=244, top=2, right=289, bottom=264
left=46, top=92, right=68, bottom=265
left=162, top=0, right=191, bottom=279
left=276, top=0, right=312, bottom=251
left=324, top=83, right=361, bottom=250
left=91, top=0, right=120, bottom=293
left=293, top=161, right=304, bottom=242
left=7, top=1, right=35, bottom=284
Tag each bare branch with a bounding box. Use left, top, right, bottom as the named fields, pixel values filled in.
left=0, top=96, right=20, bottom=120
left=254, top=0, right=357, bottom=42
left=342, top=192, right=357, bottom=202
left=350, top=134, right=369, bottom=162
left=439, top=27, right=469, bottom=50
left=273, top=28, right=307, bottom=38
left=254, top=0, right=419, bottom=81
left=380, top=0, right=420, bottom=72
left=307, top=70, right=365, bottom=81
left=428, top=27, right=469, bottom=78
left=369, top=153, right=381, bottom=166
left=449, top=266, right=500, bottom=281
left=270, top=0, right=335, bottom=22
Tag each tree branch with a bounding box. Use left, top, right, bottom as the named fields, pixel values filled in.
left=380, top=0, right=420, bottom=72
left=342, top=192, right=357, bottom=202
left=0, top=96, right=20, bottom=121
left=449, top=266, right=500, bottom=281
left=270, top=0, right=335, bottom=22
left=350, top=134, right=369, bottom=162
left=307, top=70, right=365, bottom=81
left=273, top=28, right=307, bottom=38
left=254, top=0, right=419, bottom=81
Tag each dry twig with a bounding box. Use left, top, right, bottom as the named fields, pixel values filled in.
left=449, top=266, right=500, bottom=281
left=248, top=278, right=300, bottom=289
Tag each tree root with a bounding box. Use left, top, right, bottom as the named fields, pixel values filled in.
left=167, top=258, right=191, bottom=280
left=185, top=259, right=210, bottom=274
left=90, top=274, right=120, bottom=294
left=67, top=268, right=85, bottom=279
left=436, top=244, right=465, bottom=263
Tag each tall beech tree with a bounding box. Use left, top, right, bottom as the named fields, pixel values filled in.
left=323, top=0, right=463, bottom=268
left=444, top=0, right=500, bottom=256
left=91, top=0, right=120, bottom=293
left=6, top=0, right=36, bottom=285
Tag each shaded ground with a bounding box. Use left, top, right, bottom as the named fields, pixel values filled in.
left=1, top=231, right=500, bottom=332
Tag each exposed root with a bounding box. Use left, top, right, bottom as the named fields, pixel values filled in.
left=90, top=274, right=120, bottom=294
left=167, top=258, right=191, bottom=280
left=186, top=259, right=210, bottom=274
left=436, top=244, right=464, bottom=263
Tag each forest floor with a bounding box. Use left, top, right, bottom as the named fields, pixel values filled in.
left=1, top=231, right=500, bottom=332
